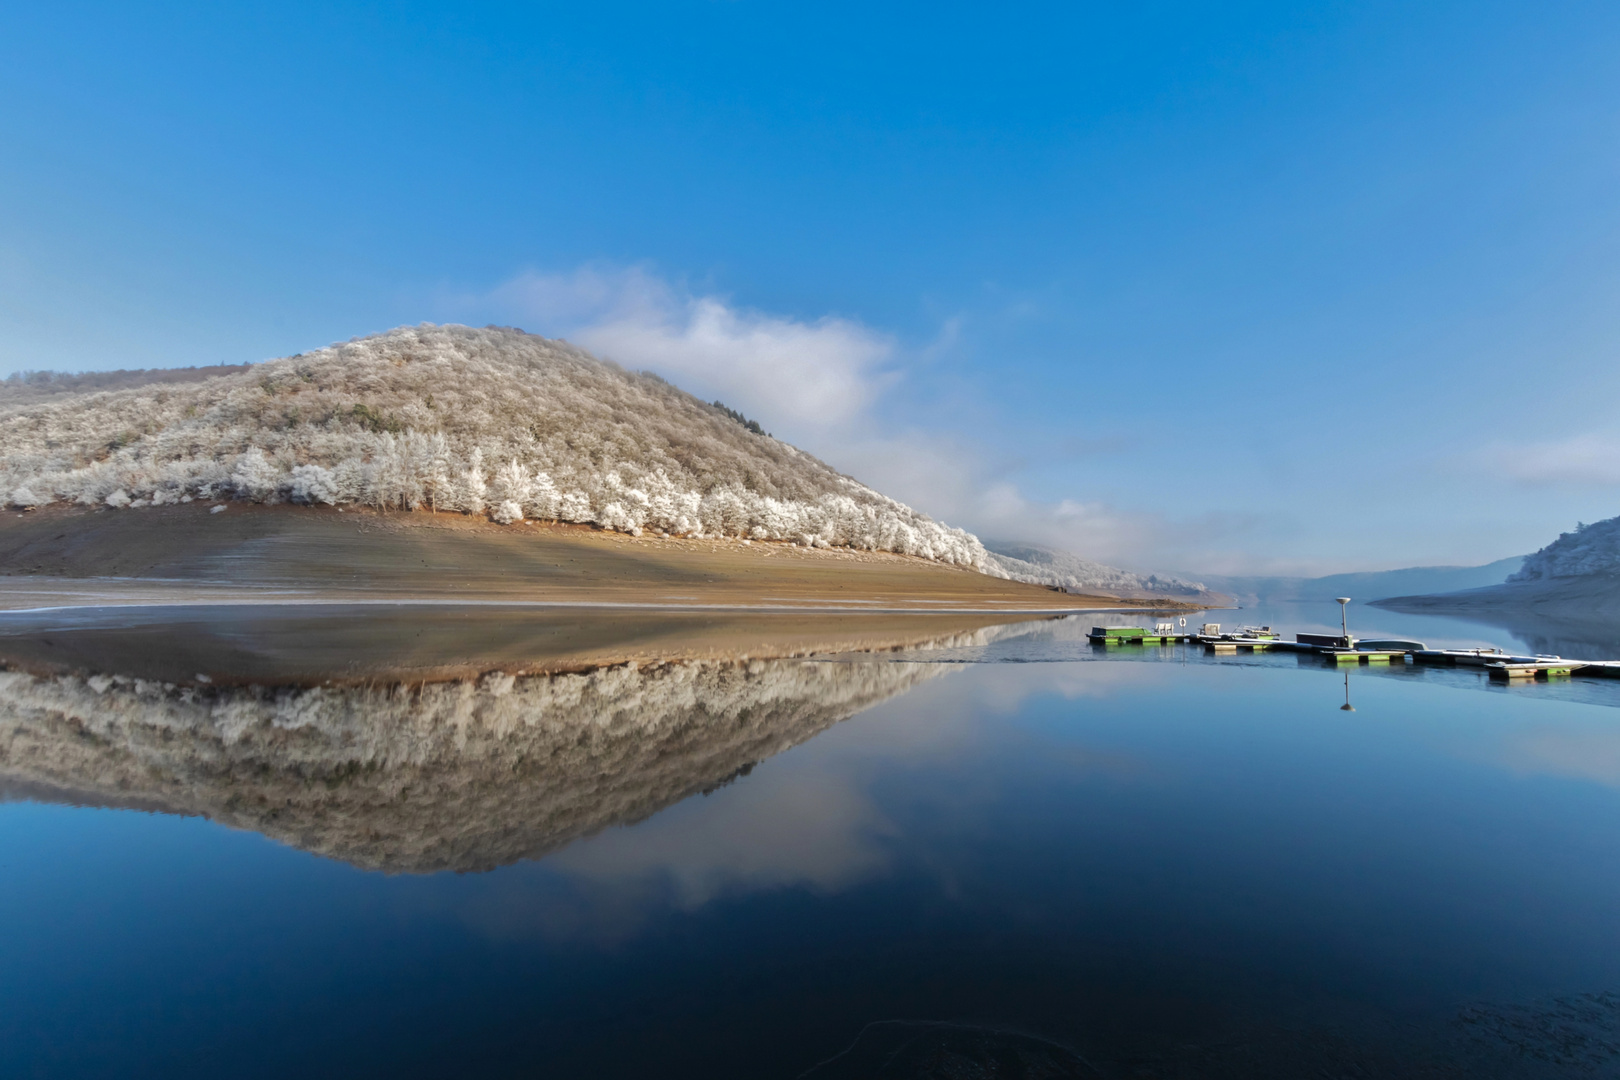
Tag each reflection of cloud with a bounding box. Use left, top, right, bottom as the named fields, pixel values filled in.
left=451, top=722, right=906, bottom=945
left=552, top=768, right=895, bottom=909
left=447, top=657, right=1156, bottom=944
left=1500, top=726, right=1620, bottom=786
left=1450, top=707, right=1620, bottom=790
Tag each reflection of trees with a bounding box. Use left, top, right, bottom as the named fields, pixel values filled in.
left=1374, top=583, right=1620, bottom=661
left=1509, top=624, right=1620, bottom=661
left=0, top=658, right=947, bottom=874
left=1430, top=612, right=1620, bottom=661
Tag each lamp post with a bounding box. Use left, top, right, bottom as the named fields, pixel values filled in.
left=1335, top=597, right=1352, bottom=648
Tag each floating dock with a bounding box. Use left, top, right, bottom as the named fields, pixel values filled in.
left=1487, top=661, right=1577, bottom=680
left=1204, top=638, right=1281, bottom=653
left=1086, top=623, right=1620, bottom=681
left=1412, top=649, right=1620, bottom=679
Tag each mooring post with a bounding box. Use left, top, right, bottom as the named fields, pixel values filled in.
left=1336, top=597, right=1352, bottom=649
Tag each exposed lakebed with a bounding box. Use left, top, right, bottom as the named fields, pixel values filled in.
left=3, top=605, right=1620, bottom=1077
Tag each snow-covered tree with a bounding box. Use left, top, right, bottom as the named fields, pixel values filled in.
left=231, top=448, right=279, bottom=502
left=455, top=448, right=487, bottom=515
left=527, top=470, right=560, bottom=521
left=491, top=458, right=531, bottom=513
left=288, top=464, right=338, bottom=505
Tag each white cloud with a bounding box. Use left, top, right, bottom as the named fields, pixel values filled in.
left=831, top=433, right=1188, bottom=568
left=481, top=265, right=896, bottom=434
left=459, top=263, right=1245, bottom=573
left=1488, top=432, right=1620, bottom=486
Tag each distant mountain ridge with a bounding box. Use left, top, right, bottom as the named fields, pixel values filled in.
left=0, top=364, right=254, bottom=405
left=984, top=541, right=1213, bottom=599
left=982, top=544, right=1524, bottom=606
left=1206, top=557, right=1526, bottom=605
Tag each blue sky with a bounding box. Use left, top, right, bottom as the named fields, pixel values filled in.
left=4, top=1, right=1620, bottom=574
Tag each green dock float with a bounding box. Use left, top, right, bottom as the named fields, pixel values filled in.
left=1205, top=640, right=1278, bottom=652
left=1322, top=650, right=1409, bottom=665
left=1087, top=626, right=1187, bottom=645
left=1489, top=663, right=1578, bottom=680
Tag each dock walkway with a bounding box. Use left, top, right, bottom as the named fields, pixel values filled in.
left=1087, top=627, right=1620, bottom=680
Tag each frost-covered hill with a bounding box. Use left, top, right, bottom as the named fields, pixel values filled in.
left=1509, top=517, right=1620, bottom=582
left=984, top=541, right=1210, bottom=598
left=0, top=324, right=986, bottom=567
left=1373, top=513, right=1620, bottom=626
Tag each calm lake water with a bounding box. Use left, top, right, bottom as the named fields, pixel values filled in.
left=4, top=604, right=1620, bottom=1077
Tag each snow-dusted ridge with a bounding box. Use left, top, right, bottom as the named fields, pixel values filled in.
left=0, top=324, right=987, bottom=568
left=984, top=541, right=1209, bottom=597
left=1509, top=516, right=1620, bottom=582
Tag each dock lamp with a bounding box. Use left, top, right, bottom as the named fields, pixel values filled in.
left=1335, top=597, right=1352, bottom=646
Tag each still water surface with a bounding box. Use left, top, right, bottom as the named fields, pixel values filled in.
left=4, top=607, right=1620, bottom=1077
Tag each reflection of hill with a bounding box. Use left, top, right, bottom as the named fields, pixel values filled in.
left=1401, top=609, right=1620, bottom=661
left=1374, top=578, right=1620, bottom=660
left=0, top=657, right=949, bottom=874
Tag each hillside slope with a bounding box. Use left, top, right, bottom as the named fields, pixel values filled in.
left=1507, top=517, right=1620, bottom=583
left=1373, top=516, right=1620, bottom=623
left=0, top=324, right=984, bottom=566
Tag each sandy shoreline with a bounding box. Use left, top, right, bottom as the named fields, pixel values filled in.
left=0, top=504, right=1215, bottom=683
left=0, top=502, right=1209, bottom=613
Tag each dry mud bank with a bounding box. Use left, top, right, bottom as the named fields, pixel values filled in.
left=0, top=603, right=1056, bottom=686
left=0, top=503, right=1193, bottom=612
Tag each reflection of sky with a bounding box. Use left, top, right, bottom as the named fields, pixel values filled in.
left=463, top=647, right=1620, bottom=974
left=9, top=648, right=1620, bottom=1076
